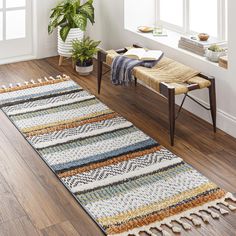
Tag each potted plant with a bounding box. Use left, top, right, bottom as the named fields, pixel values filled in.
left=206, top=44, right=226, bottom=62
left=48, top=0, right=95, bottom=58
left=72, top=37, right=100, bottom=76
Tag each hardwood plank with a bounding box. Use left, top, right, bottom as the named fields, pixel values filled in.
left=0, top=174, right=26, bottom=224
left=40, top=221, right=81, bottom=236
left=0, top=131, right=66, bottom=230
left=0, top=216, right=40, bottom=236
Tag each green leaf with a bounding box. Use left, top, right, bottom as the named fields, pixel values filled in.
left=72, top=14, right=87, bottom=31
left=78, top=1, right=95, bottom=24
left=48, top=24, right=53, bottom=34
left=48, top=0, right=94, bottom=37
left=60, top=25, right=71, bottom=42
left=71, top=37, right=100, bottom=63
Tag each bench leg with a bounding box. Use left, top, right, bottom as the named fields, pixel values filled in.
left=134, top=77, right=137, bottom=87
left=168, top=88, right=176, bottom=146
left=97, top=51, right=103, bottom=94
left=208, top=78, right=217, bottom=132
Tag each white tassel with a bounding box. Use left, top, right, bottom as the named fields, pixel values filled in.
left=44, top=77, right=49, bottom=81
left=228, top=195, right=236, bottom=202
left=56, top=75, right=62, bottom=79
left=162, top=230, right=171, bottom=236
left=1, top=85, right=7, bottom=89
left=207, top=209, right=220, bottom=219
left=182, top=222, right=192, bottom=230
left=155, top=226, right=163, bottom=233
left=30, top=80, right=36, bottom=84
left=155, top=226, right=171, bottom=236
left=165, top=222, right=181, bottom=233
left=38, top=78, right=42, bottom=83
left=229, top=205, right=236, bottom=211
left=192, top=218, right=202, bottom=226
left=49, top=76, right=55, bottom=80
left=214, top=205, right=229, bottom=215
left=176, top=219, right=191, bottom=230
left=201, top=214, right=210, bottom=223
left=172, top=226, right=181, bottom=233
left=220, top=208, right=229, bottom=215
left=24, top=81, right=29, bottom=85
left=196, top=212, right=210, bottom=223
left=165, top=223, right=172, bottom=228
left=9, top=83, right=13, bottom=88
left=212, top=212, right=220, bottom=219
left=16, top=83, right=21, bottom=87
left=63, top=74, right=69, bottom=79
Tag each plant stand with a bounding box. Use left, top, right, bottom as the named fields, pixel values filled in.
left=58, top=56, right=75, bottom=69
left=58, top=56, right=64, bottom=66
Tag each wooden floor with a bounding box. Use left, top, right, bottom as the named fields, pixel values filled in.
left=0, top=57, right=236, bottom=236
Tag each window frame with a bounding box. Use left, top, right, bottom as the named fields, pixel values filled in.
left=155, top=0, right=228, bottom=40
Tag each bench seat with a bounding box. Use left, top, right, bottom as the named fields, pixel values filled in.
left=106, top=49, right=211, bottom=95
left=97, top=46, right=216, bottom=145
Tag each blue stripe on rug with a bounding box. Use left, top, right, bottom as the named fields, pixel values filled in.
left=53, top=139, right=158, bottom=172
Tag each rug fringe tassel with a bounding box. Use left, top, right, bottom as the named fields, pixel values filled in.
left=0, top=74, right=70, bottom=91
left=110, top=193, right=236, bottom=236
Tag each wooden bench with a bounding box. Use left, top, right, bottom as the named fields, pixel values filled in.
left=97, top=45, right=216, bottom=146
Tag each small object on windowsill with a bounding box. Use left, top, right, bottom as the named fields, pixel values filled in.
left=198, top=33, right=210, bottom=41
left=137, top=26, right=153, bottom=33
left=206, top=45, right=226, bottom=62
left=219, top=55, right=228, bottom=69
left=153, top=26, right=168, bottom=37
left=153, top=24, right=162, bottom=35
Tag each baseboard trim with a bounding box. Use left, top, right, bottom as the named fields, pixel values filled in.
left=0, top=55, right=36, bottom=65
left=176, top=94, right=236, bottom=138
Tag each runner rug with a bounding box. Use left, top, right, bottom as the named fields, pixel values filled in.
left=0, top=75, right=235, bottom=236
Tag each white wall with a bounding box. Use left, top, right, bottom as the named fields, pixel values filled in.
left=34, top=0, right=58, bottom=59
left=88, top=0, right=236, bottom=138
left=124, top=0, right=155, bottom=29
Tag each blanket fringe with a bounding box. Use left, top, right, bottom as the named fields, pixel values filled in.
left=110, top=192, right=236, bottom=236
left=1, top=74, right=70, bottom=90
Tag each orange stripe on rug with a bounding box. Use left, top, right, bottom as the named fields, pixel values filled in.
left=26, top=112, right=119, bottom=137
left=22, top=109, right=114, bottom=134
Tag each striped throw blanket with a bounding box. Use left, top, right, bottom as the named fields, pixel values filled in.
left=111, top=54, right=163, bottom=85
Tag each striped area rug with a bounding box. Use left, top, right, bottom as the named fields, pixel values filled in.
left=0, top=75, right=235, bottom=236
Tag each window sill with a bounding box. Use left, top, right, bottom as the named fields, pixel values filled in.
left=125, top=27, right=227, bottom=71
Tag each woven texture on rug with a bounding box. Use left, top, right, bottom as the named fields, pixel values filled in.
left=0, top=75, right=235, bottom=236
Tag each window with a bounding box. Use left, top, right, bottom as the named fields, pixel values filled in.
left=0, top=0, right=26, bottom=41
left=159, top=0, right=183, bottom=28
left=156, top=0, right=228, bottom=40
left=0, top=0, right=33, bottom=60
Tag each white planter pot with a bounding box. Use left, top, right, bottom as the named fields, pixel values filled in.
left=76, top=65, right=94, bottom=76
left=206, top=49, right=225, bottom=62
left=58, top=27, right=84, bottom=57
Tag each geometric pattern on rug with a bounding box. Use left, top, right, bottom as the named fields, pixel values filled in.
left=0, top=75, right=235, bottom=236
